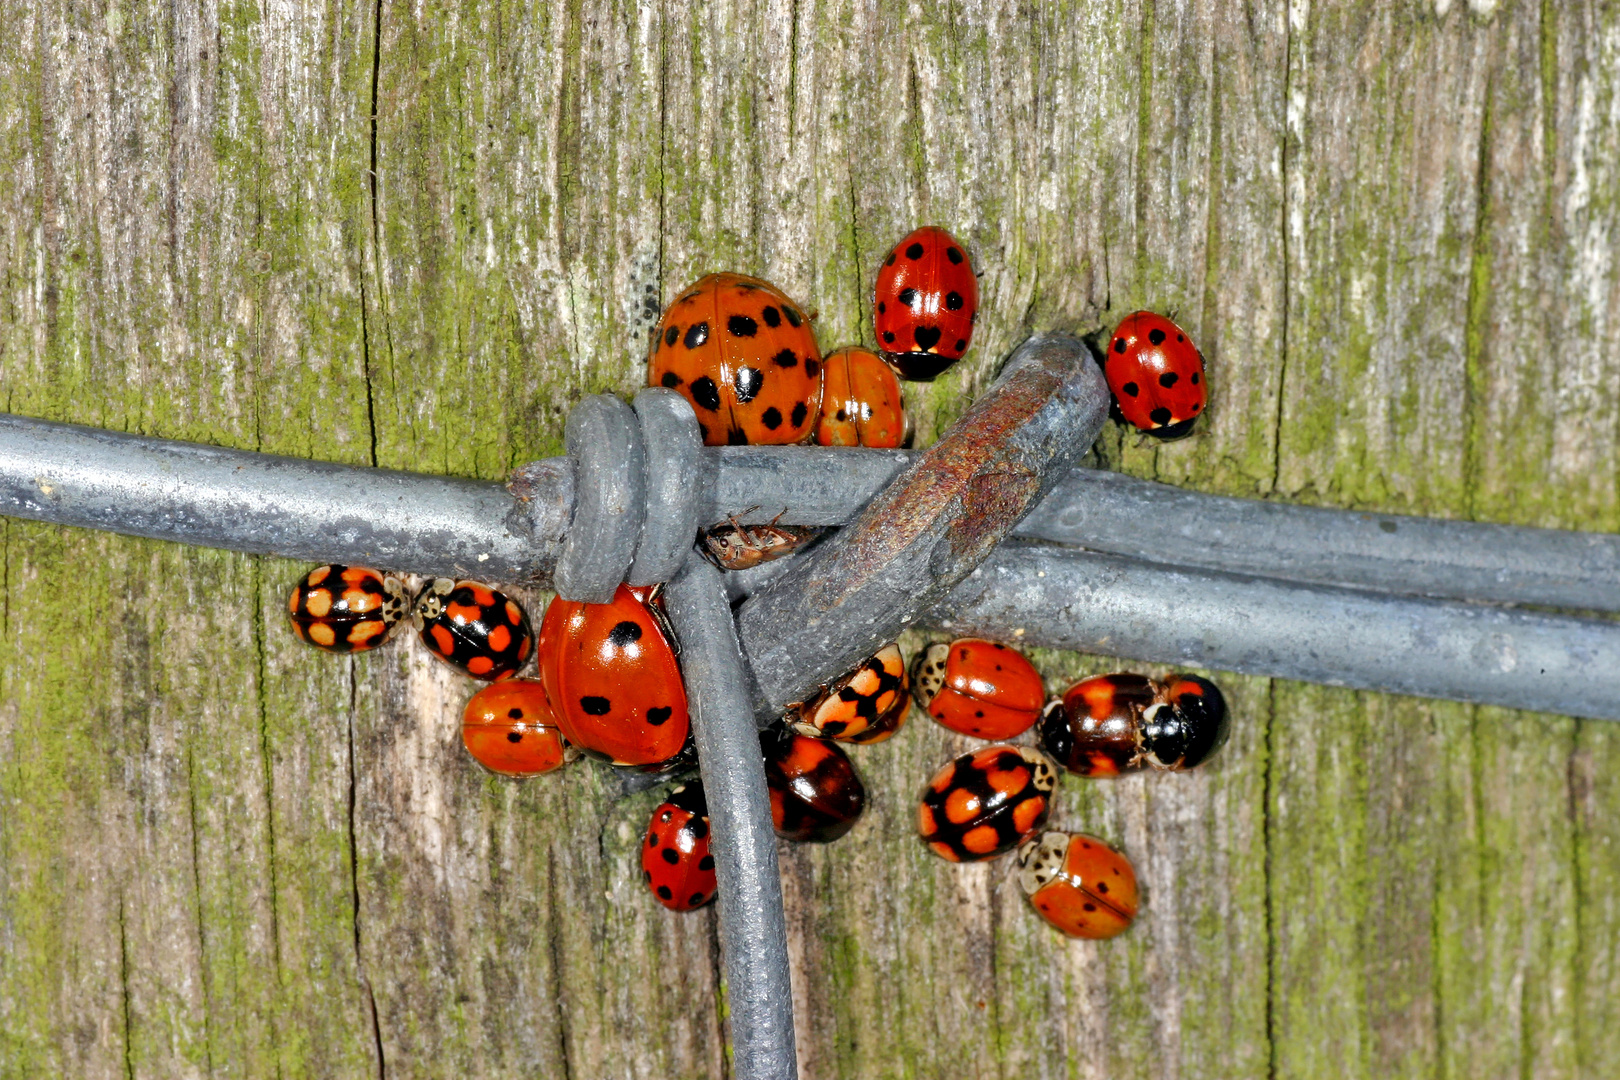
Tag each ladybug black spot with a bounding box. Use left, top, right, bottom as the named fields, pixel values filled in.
left=1122, top=382, right=1140, bottom=397
left=783, top=307, right=803, bottom=327
left=761, top=407, right=783, bottom=430
left=684, top=322, right=709, bottom=349
left=506, top=732, right=523, bottom=743
left=607, top=620, right=643, bottom=648
left=580, top=696, right=612, bottom=716
left=1114, top=338, right=1127, bottom=354
left=1177, top=333, right=1185, bottom=342
left=689, top=819, right=709, bottom=840
left=648, top=834, right=658, bottom=847
left=508, top=708, right=524, bottom=719
left=772, top=348, right=797, bottom=368
left=1148, top=328, right=1166, bottom=346
left=697, top=423, right=709, bottom=441
left=691, top=376, right=722, bottom=411
left=1191, top=403, right=1201, bottom=412
left=804, top=358, right=820, bottom=378
left=898, top=288, right=918, bottom=307
left=834, top=409, right=847, bottom=422
left=728, top=314, right=759, bottom=338
left=661, top=371, right=681, bottom=388
left=665, top=326, right=680, bottom=347
left=883, top=331, right=896, bottom=344
left=735, top=367, right=764, bottom=403
left=914, top=326, right=942, bottom=351
left=790, top=401, right=808, bottom=427
left=1084, top=903, right=1098, bottom=912
left=1191, top=371, right=1201, bottom=384
left=946, top=291, right=964, bottom=311
left=661, top=847, right=680, bottom=865
left=1159, top=371, right=1179, bottom=388
left=762, top=305, right=782, bottom=327
left=885, top=252, right=896, bottom=266
left=878, top=302, right=887, bottom=314
left=954, top=339, right=967, bottom=352
left=657, top=885, right=673, bottom=900
left=905, top=243, right=925, bottom=259
left=947, top=246, right=964, bottom=264
left=647, top=705, right=674, bottom=726
left=1149, top=407, right=1173, bottom=425
left=1097, top=881, right=1109, bottom=893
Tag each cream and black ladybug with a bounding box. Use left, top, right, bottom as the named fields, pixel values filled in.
left=643, top=782, right=717, bottom=912
left=787, top=643, right=909, bottom=745
left=413, top=578, right=535, bottom=680
left=538, top=583, right=691, bottom=769
left=874, top=226, right=979, bottom=381
left=917, top=745, right=1056, bottom=863
left=1104, top=311, right=1207, bottom=439
left=761, top=726, right=866, bottom=842
left=288, top=565, right=407, bottom=653
left=910, top=638, right=1045, bottom=740
left=1039, top=672, right=1228, bottom=777
left=460, top=678, right=572, bottom=778
left=1017, top=831, right=1140, bottom=939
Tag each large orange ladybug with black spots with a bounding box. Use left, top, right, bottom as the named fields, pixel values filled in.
left=643, top=781, right=717, bottom=912
left=917, top=745, right=1056, bottom=862
left=1039, top=671, right=1228, bottom=776
left=873, top=226, right=979, bottom=381
left=1104, top=311, right=1208, bottom=439
left=538, top=584, right=691, bottom=769
left=761, top=726, right=866, bottom=842
left=460, top=678, right=572, bottom=777
left=1017, top=831, right=1140, bottom=939
left=910, top=638, right=1045, bottom=740
left=787, top=643, right=909, bottom=745
left=412, top=578, right=534, bottom=681
left=814, top=346, right=908, bottom=447
left=288, top=565, right=407, bottom=653
left=648, top=273, right=823, bottom=446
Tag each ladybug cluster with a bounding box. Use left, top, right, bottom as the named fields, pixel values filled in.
left=283, top=224, right=1220, bottom=930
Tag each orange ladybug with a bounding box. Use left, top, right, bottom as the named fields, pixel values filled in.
left=1017, top=831, right=1140, bottom=939
left=288, top=565, right=407, bottom=653
left=910, top=638, right=1045, bottom=740
left=461, top=679, right=572, bottom=777
left=873, top=226, right=979, bottom=381
left=814, top=346, right=907, bottom=447
left=787, top=643, right=909, bottom=744
left=917, top=745, right=1056, bottom=862
left=537, top=584, right=691, bottom=768
left=648, top=273, right=824, bottom=446
left=1104, top=311, right=1208, bottom=439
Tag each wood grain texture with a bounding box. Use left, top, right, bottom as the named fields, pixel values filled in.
left=2, top=1, right=1619, bottom=1078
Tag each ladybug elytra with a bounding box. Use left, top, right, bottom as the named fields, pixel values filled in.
left=538, top=583, right=691, bottom=769
left=917, top=745, right=1056, bottom=862
left=910, top=638, right=1045, bottom=740
left=761, top=726, right=866, bottom=842
left=288, top=565, right=408, bottom=653
left=647, top=273, right=824, bottom=446
left=787, top=643, right=909, bottom=745
left=1039, top=672, right=1228, bottom=776
left=643, top=782, right=718, bottom=912
left=1104, top=311, right=1207, bottom=439
left=461, top=678, right=572, bottom=777
left=1017, top=831, right=1140, bottom=939
left=413, top=578, right=535, bottom=680
left=873, top=226, right=979, bottom=381
left=814, top=346, right=908, bottom=447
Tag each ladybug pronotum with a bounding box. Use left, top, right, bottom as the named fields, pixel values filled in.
left=1039, top=672, right=1229, bottom=777
left=288, top=564, right=408, bottom=653
left=917, top=745, right=1057, bottom=862
left=787, top=643, right=909, bottom=745
left=413, top=578, right=535, bottom=681
left=1017, top=831, right=1140, bottom=939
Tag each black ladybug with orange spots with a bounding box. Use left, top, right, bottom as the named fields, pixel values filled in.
left=412, top=578, right=534, bottom=681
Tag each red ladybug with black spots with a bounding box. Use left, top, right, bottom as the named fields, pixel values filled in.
left=1017, top=831, right=1140, bottom=939
left=1104, top=311, right=1207, bottom=439
left=643, top=781, right=717, bottom=912
left=538, top=583, right=691, bottom=768
left=761, top=726, right=866, bottom=842
left=917, top=745, right=1056, bottom=862
left=647, top=273, right=824, bottom=446
left=288, top=564, right=408, bottom=653
left=1039, top=672, right=1228, bottom=777
left=461, top=678, right=572, bottom=777
left=413, top=578, right=534, bottom=680
left=910, top=638, right=1045, bottom=740
left=787, top=643, right=909, bottom=745
left=873, top=226, right=979, bottom=381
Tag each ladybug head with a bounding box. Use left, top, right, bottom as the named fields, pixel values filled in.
left=908, top=642, right=951, bottom=705
left=1015, top=831, right=1069, bottom=896
left=665, top=780, right=709, bottom=819
left=411, top=577, right=455, bottom=626
left=1140, top=675, right=1228, bottom=770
